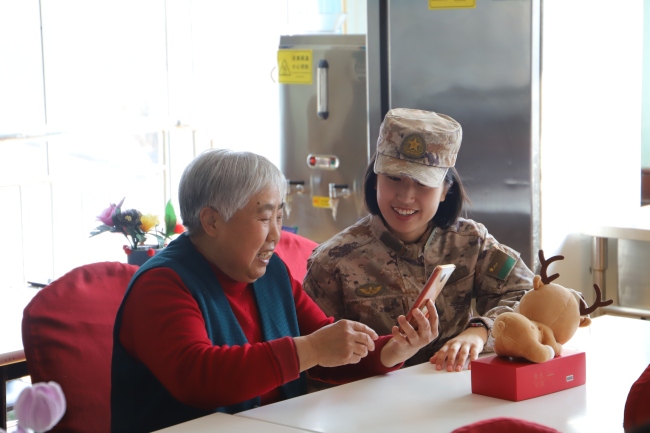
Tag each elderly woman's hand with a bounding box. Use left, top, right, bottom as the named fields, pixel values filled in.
left=294, top=320, right=379, bottom=370
left=380, top=299, right=440, bottom=367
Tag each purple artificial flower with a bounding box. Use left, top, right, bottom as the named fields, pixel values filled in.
left=15, top=381, right=66, bottom=433
left=96, top=197, right=125, bottom=226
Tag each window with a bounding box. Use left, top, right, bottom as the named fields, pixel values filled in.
left=0, top=0, right=296, bottom=289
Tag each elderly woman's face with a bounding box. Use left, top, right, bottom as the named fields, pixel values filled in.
left=213, top=186, right=284, bottom=283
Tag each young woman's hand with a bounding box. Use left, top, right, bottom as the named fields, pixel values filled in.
left=429, top=326, right=487, bottom=372
left=294, top=320, right=379, bottom=370
left=380, top=299, right=440, bottom=367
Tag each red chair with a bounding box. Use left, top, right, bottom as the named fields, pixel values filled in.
left=21, top=262, right=137, bottom=433
left=624, top=364, right=650, bottom=432
left=275, top=230, right=318, bottom=283
left=451, top=417, right=560, bottom=433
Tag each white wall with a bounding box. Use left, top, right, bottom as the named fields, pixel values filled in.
left=541, top=1, right=644, bottom=302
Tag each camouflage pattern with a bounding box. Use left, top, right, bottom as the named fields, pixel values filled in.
left=303, top=215, right=534, bottom=366
left=374, top=108, right=462, bottom=188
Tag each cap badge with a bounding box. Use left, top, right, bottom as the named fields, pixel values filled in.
left=355, top=283, right=385, bottom=298
left=400, top=134, right=426, bottom=159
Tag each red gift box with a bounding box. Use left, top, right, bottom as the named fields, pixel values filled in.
left=471, top=349, right=586, bottom=401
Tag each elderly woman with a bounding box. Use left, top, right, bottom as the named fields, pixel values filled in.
left=110, top=149, right=440, bottom=432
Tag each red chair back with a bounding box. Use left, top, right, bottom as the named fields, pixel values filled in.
left=275, top=230, right=318, bottom=282
left=21, top=262, right=137, bottom=433
left=624, top=364, right=650, bottom=432
left=451, top=417, right=560, bottom=433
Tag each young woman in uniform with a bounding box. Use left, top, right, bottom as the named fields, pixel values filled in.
left=303, top=108, right=535, bottom=372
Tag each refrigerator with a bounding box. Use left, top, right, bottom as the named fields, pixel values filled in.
left=277, top=34, right=370, bottom=243
left=366, top=0, right=542, bottom=268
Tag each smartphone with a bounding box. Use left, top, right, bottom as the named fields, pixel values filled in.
left=404, top=264, right=456, bottom=330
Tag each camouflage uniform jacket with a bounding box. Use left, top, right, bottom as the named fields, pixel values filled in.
left=303, top=215, right=534, bottom=366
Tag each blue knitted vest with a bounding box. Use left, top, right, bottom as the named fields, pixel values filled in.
left=111, top=233, right=306, bottom=433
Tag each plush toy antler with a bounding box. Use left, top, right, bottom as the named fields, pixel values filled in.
left=579, top=284, right=613, bottom=316
left=538, top=250, right=563, bottom=284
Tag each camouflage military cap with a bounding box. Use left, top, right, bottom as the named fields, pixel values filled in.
left=374, top=108, right=462, bottom=188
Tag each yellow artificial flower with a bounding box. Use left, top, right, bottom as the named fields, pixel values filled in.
left=139, top=214, right=159, bottom=233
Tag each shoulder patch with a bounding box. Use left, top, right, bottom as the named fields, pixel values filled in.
left=486, top=249, right=516, bottom=281
left=355, top=283, right=385, bottom=298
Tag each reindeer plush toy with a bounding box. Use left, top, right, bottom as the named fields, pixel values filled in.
left=492, top=250, right=613, bottom=363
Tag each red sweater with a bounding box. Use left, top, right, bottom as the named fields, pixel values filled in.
left=120, top=258, right=400, bottom=410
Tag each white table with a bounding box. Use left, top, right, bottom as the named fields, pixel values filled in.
left=236, top=315, right=650, bottom=433
left=0, top=288, right=39, bottom=430
left=152, top=412, right=309, bottom=432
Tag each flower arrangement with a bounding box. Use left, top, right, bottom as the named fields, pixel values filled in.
left=90, top=197, right=185, bottom=255
left=0, top=381, right=66, bottom=433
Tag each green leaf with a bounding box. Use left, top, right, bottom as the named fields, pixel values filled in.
left=125, top=225, right=146, bottom=247
left=149, top=232, right=166, bottom=249
left=110, top=226, right=126, bottom=235
left=164, top=200, right=177, bottom=237
left=89, top=224, right=114, bottom=237
left=134, top=227, right=147, bottom=244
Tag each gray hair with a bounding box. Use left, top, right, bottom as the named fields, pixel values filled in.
left=179, top=149, right=287, bottom=234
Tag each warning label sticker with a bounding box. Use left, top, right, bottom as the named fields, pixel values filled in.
left=429, top=0, right=475, bottom=9
left=312, top=196, right=331, bottom=208
left=277, top=49, right=313, bottom=84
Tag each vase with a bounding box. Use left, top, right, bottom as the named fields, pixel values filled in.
left=124, top=246, right=161, bottom=266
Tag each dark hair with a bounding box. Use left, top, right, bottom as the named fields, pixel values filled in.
left=363, top=153, right=469, bottom=229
